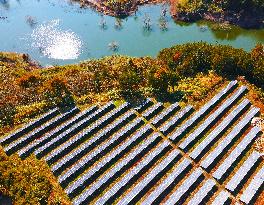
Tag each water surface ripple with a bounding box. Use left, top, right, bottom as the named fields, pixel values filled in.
left=0, top=0, right=263, bottom=65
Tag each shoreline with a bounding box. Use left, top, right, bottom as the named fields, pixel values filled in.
left=77, top=0, right=163, bottom=17
left=75, top=0, right=263, bottom=29
left=172, top=10, right=264, bottom=29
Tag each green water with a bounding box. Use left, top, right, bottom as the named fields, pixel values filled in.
left=0, top=0, right=264, bottom=66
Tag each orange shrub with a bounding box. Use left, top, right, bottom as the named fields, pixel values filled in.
left=16, top=72, right=42, bottom=88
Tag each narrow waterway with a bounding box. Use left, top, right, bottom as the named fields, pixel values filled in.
left=0, top=0, right=263, bottom=66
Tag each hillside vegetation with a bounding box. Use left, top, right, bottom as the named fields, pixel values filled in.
left=0, top=147, right=71, bottom=204
left=0, top=42, right=264, bottom=204
left=1, top=43, right=264, bottom=136
left=175, top=0, right=264, bottom=28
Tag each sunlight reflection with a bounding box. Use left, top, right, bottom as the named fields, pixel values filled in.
left=31, top=19, right=82, bottom=60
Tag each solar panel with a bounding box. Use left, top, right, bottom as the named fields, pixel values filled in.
left=18, top=105, right=97, bottom=158
left=34, top=102, right=114, bottom=158
left=179, top=88, right=248, bottom=151
left=212, top=126, right=260, bottom=181
left=160, top=105, right=193, bottom=135
left=163, top=167, right=204, bottom=205
left=240, top=165, right=264, bottom=204
left=71, top=131, right=159, bottom=204
left=151, top=102, right=179, bottom=127
left=190, top=99, right=250, bottom=161
left=187, top=179, right=216, bottom=205
left=44, top=103, right=128, bottom=164
left=169, top=81, right=238, bottom=142
left=200, top=106, right=260, bottom=170
left=4, top=107, right=78, bottom=155
left=0, top=107, right=59, bottom=145
left=116, top=148, right=182, bottom=205
left=94, top=138, right=171, bottom=205
left=211, top=190, right=231, bottom=205
left=225, top=151, right=261, bottom=193
left=57, top=118, right=146, bottom=187
left=51, top=110, right=136, bottom=175
left=142, top=158, right=192, bottom=204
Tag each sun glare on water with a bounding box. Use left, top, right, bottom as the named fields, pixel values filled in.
left=31, top=19, right=82, bottom=60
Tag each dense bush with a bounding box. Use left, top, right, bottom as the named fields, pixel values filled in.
left=221, top=0, right=264, bottom=12
left=118, top=59, right=144, bottom=98
left=103, top=0, right=135, bottom=16
left=41, top=77, right=75, bottom=108
left=146, top=61, right=174, bottom=94
left=0, top=103, right=16, bottom=127
left=0, top=148, right=70, bottom=205
left=177, top=0, right=205, bottom=19
left=177, top=0, right=264, bottom=14
left=175, top=0, right=264, bottom=27
left=251, top=44, right=264, bottom=86
left=158, top=42, right=264, bottom=88
left=14, top=101, right=48, bottom=124
left=16, top=72, right=42, bottom=89
left=174, top=70, right=223, bottom=102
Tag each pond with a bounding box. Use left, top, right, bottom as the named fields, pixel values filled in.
left=0, top=0, right=264, bottom=66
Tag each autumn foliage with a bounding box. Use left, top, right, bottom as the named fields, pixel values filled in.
left=0, top=148, right=71, bottom=205
left=41, top=76, right=75, bottom=108
left=0, top=42, right=263, bottom=132
left=158, top=42, right=264, bottom=88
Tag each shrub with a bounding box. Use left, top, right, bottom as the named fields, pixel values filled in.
left=0, top=148, right=70, bottom=205
left=175, top=70, right=223, bottom=102
left=176, top=0, right=264, bottom=16
left=158, top=42, right=264, bottom=88
left=41, top=76, right=74, bottom=108
left=118, top=59, right=143, bottom=98
left=147, top=64, right=170, bottom=93
left=0, top=103, right=16, bottom=127
left=251, top=44, right=264, bottom=86
left=104, top=0, right=135, bottom=16
left=14, top=101, right=48, bottom=125
left=16, top=72, right=42, bottom=88
left=63, top=68, right=95, bottom=97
